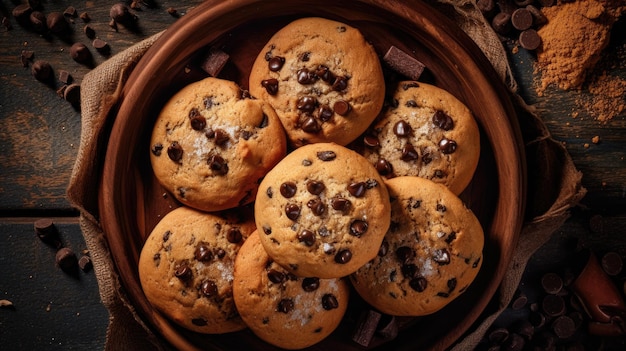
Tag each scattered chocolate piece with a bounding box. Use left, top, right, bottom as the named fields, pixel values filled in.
left=84, top=25, right=95, bottom=39
left=31, top=60, right=52, bottom=82
left=55, top=247, right=78, bottom=272
left=383, top=45, right=425, bottom=81
left=518, top=28, right=541, bottom=50
left=511, top=8, right=533, bottom=31
left=70, top=42, right=92, bottom=64
left=201, top=47, right=230, bottom=77
left=78, top=255, right=92, bottom=272
left=63, top=6, right=77, bottom=18
left=167, top=7, right=178, bottom=17
left=20, top=50, right=34, bottom=67
left=34, top=218, right=62, bottom=248
left=46, top=12, right=69, bottom=34
left=109, top=3, right=136, bottom=25
left=352, top=310, right=382, bottom=347
left=130, top=1, right=142, bottom=10
left=79, top=12, right=91, bottom=23
left=525, top=5, right=547, bottom=26
left=58, top=70, right=72, bottom=84
left=541, top=272, right=563, bottom=294
left=29, top=11, right=46, bottom=32
left=551, top=315, right=576, bottom=339
left=601, top=251, right=623, bottom=276
left=64, top=83, right=81, bottom=108
left=510, top=290, right=528, bottom=310
left=12, top=4, right=33, bottom=26
left=92, top=38, right=110, bottom=55
left=491, top=12, right=512, bottom=35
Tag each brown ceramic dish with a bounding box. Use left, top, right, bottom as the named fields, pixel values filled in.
left=99, top=0, right=526, bottom=350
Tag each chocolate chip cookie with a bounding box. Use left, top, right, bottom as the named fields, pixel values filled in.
left=138, top=206, right=255, bottom=334
left=249, top=17, right=385, bottom=147
left=254, top=142, right=391, bottom=279
left=360, top=81, right=480, bottom=195
left=350, top=176, right=484, bottom=316
left=150, top=76, right=287, bottom=212
left=233, top=231, right=350, bottom=349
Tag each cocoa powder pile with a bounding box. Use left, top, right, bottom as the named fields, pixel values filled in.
left=534, top=0, right=625, bottom=122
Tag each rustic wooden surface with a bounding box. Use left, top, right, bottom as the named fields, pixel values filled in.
left=0, top=1, right=625, bottom=350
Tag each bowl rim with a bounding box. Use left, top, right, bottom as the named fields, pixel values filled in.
left=99, top=0, right=527, bottom=350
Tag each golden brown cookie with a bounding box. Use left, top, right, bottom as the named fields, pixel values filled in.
left=350, top=176, right=484, bottom=316
left=254, top=142, right=391, bottom=279
left=360, top=81, right=480, bottom=195
left=249, top=17, right=385, bottom=147
left=150, top=76, right=287, bottom=212
left=233, top=231, right=350, bottom=350
left=138, top=206, right=255, bottom=334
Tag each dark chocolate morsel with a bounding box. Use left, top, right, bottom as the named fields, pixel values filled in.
left=280, top=182, right=297, bottom=198
left=167, top=142, right=183, bottom=162
left=488, top=327, right=509, bottom=344
left=285, top=203, right=301, bottom=221
left=31, top=60, right=52, bottom=81
left=151, top=143, right=163, bottom=156
left=297, top=96, right=317, bottom=112
left=46, top=12, right=69, bottom=34
left=491, top=12, right=512, bottom=35
left=526, top=5, right=547, bottom=26
left=331, top=76, right=348, bottom=91
left=433, top=248, right=450, bottom=265
left=302, top=277, right=320, bottom=292
left=297, top=230, right=316, bottom=246
left=382, top=45, right=425, bottom=81
left=78, top=255, right=92, bottom=272
left=306, top=180, right=325, bottom=195
left=207, top=154, right=228, bottom=175
left=56, top=247, right=77, bottom=272
left=541, top=272, right=563, bottom=294
left=297, top=68, right=316, bottom=84
left=333, top=100, right=351, bottom=116
left=378, top=239, right=389, bottom=257
left=322, top=294, right=339, bottom=310
left=347, top=182, right=366, bottom=197
left=191, top=318, right=207, bottom=326
left=301, top=116, right=320, bottom=133
left=63, top=84, right=81, bottom=107
left=331, top=197, right=351, bottom=211
left=226, top=228, right=242, bottom=243
left=519, top=29, right=542, bottom=51
left=393, top=120, right=412, bottom=137
left=34, top=218, right=60, bottom=244
left=70, top=43, right=92, bottom=64
left=503, top=333, right=525, bottom=351
left=551, top=315, right=576, bottom=339
left=316, top=151, right=336, bottom=161
left=438, top=138, right=457, bottom=154
left=511, top=8, right=533, bottom=31
left=335, top=249, right=352, bottom=264
left=317, top=105, right=334, bottom=122
left=601, top=251, right=623, bottom=276
left=349, top=220, right=368, bottom=236
left=200, top=47, right=229, bottom=77
left=375, top=158, right=393, bottom=175
left=267, top=269, right=286, bottom=284
left=213, top=129, right=230, bottom=146
left=92, top=39, right=110, bottom=55
left=409, top=276, right=428, bottom=292
left=432, top=110, right=455, bottom=130
left=352, top=310, right=382, bottom=347
left=200, top=280, right=218, bottom=297
left=261, top=78, right=279, bottom=95
left=401, top=143, right=419, bottom=161
left=277, top=298, right=294, bottom=313
left=307, top=198, right=326, bottom=216
left=29, top=11, right=46, bottom=32
left=174, top=262, right=193, bottom=282
left=268, top=56, right=285, bottom=71
left=542, top=294, right=566, bottom=317
left=195, top=243, right=213, bottom=261
left=395, top=246, right=414, bottom=264
left=363, top=135, right=380, bottom=147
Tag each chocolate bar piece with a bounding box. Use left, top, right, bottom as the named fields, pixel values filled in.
left=383, top=45, right=425, bottom=81
left=201, top=47, right=230, bottom=77
left=352, top=309, right=381, bottom=347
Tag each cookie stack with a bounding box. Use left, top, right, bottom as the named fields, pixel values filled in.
left=139, top=17, right=484, bottom=350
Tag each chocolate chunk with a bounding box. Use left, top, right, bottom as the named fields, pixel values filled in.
left=261, top=78, right=279, bottom=95
left=302, top=277, right=320, bottom=292
left=315, top=65, right=334, bottom=82
left=268, top=56, right=285, bottom=71
left=80, top=12, right=91, bottom=23
left=519, top=29, right=541, bottom=51
left=58, top=70, right=72, bottom=84
left=409, top=277, right=428, bottom=292
left=29, top=11, right=46, bottom=32
left=64, top=6, right=77, bottom=18
left=226, top=228, right=242, bottom=243
left=376, top=158, right=393, bottom=175
left=333, top=100, right=351, bottom=116
left=401, top=264, right=417, bottom=279
left=280, top=182, right=297, bottom=198
left=297, top=96, right=317, bottom=112
left=316, top=151, right=336, bottom=161
left=34, top=218, right=62, bottom=248
left=213, top=129, right=230, bottom=146
left=330, top=197, right=351, bottom=212
left=267, top=269, right=286, bottom=283
left=31, top=60, right=52, bottom=82
left=542, top=294, right=566, bottom=317
left=277, top=298, right=294, bottom=313
left=433, top=248, right=451, bottom=265
left=432, top=110, right=454, bottom=130
left=438, top=138, right=457, bottom=154
left=551, top=315, right=576, bottom=339
left=317, top=105, right=333, bottom=122
left=207, top=154, right=228, bottom=175
left=306, top=180, right=325, bottom=195
left=601, top=251, right=623, bottom=276
left=334, top=249, right=352, bottom=264
left=46, top=12, right=69, bottom=34
left=12, top=4, right=33, bottom=25
left=491, top=12, right=512, bottom=35
left=352, top=310, right=382, bottom=347
left=92, top=39, right=110, bottom=55
left=78, top=255, right=92, bottom=272
left=511, top=8, right=533, bottom=31
left=285, top=203, right=301, bottom=220
left=541, top=272, right=563, bottom=294
left=167, top=142, right=183, bottom=162
left=307, top=198, right=326, bottom=216
left=383, top=45, right=425, bottom=81
left=64, top=84, right=81, bottom=108
left=526, top=5, right=547, bottom=26
left=201, top=47, right=229, bottom=77
left=349, top=220, right=368, bottom=236
left=393, top=120, right=412, bottom=137
left=151, top=143, right=163, bottom=156
left=347, top=182, right=366, bottom=197
left=174, top=262, right=192, bottom=282
left=395, top=246, right=414, bottom=264
left=189, top=110, right=206, bottom=130
left=331, top=76, right=348, bottom=91
left=301, top=117, right=320, bottom=133
left=297, top=68, right=316, bottom=84
left=401, top=143, right=419, bottom=162
left=322, top=294, right=339, bottom=310
left=200, top=280, right=218, bottom=297
left=55, top=247, right=78, bottom=272
left=109, top=3, right=135, bottom=25
left=363, top=135, right=380, bottom=147
left=297, top=230, right=315, bottom=246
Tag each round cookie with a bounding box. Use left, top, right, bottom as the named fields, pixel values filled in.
left=150, top=76, right=287, bottom=212
left=255, top=142, right=391, bottom=279
left=360, top=81, right=480, bottom=195
left=138, top=206, right=255, bottom=334
left=350, top=176, right=484, bottom=316
left=249, top=17, right=385, bottom=147
left=233, top=231, right=350, bottom=350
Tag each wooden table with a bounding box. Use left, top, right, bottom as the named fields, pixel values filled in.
left=1, top=1, right=624, bottom=350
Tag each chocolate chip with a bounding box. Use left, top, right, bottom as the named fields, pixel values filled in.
left=409, top=277, right=428, bottom=292
left=191, top=318, right=207, bottom=326
left=519, top=29, right=541, bottom=51
left=477, top=0, right=496, bottom=16
left=162, top=230, right=171, bottom=242
left=488, top=327, right=509, bottom=344
left=330, top=197, right=351, bottom=212
left=285, top=203, right=301, bottom=220
left=503, top=332, right=525, bottom=351
left=92, top=38, right=110, bottom=55
left=541, top=272, right=563, bottom=294
left=306, top=180, right=325, bottom=195
left=46, top=12, right=69, bottom=34
left=263, top=226, right=272, bottom=235
left=174, top=262, right=193, bottom=282
left=363, top=135, right=380, bottom=147
left=213, top=129, right=230, bottom=146
left=307, top=198, right=326, bottom=216
left=317, top=105, right=334, bottom=122
left=29, top=11, right=46, bottom=32
left=277, top=298, right=294, bottom=313
left=436, top=203, right=446, bottom=212
left=109, top=3, right=135, bottom=25
left=401, top=264, right=418, bottom=279
left=78, top=255, right=92, bottom=272
left=297, top=68, right=316, bottom=84
left=301, top=116, right=320, bottom=133
left=395, top=246, right=414, bottom=264
left=349, top=220, right=368, bottom=236
left=335, top=249, right=352, bottom=264
left=56, top=247, right=78, bottom=272
left=151, top=143, right=163, bottom=156
left=80, top=12, right=91, bottom=23
left=268, top=56, right=285, bottom=71
left=267, top=269, right=286, bottom=284
left=280, top=182, right=297, bottom=198
left=195, top=243, right=213, bottom=261
left=207, top=154, right=228, bottom=175
left=167, top=142, right=183, bottom=162
left=333, top=100, right=351, bottom=116
left=261, top=78, right=279, bottom=95
left=316, top=151, right=336, bottom=161
left=511, top=8, right=533, bottom=31
left=399, top=143, right=419, bottom=162
left=551, top=315, right=576, bottom=339
left=189, top=111, right=206, bottom=131
left=492, top=12, right=512, bottom=35
left=526, top=4, right=547, bottom=26
left=433, top=248, right=451, bottom=265
left=375, top=158, right=393, bottom=175
left=331, top=76, right=348, bottom=91
left=34, top=218, right=60, bottom=245
left=601, top=251, right=623, bottom=276
left=70, top=42, right=92, bottom=64
left=315, top=65, right=334, bottom=82
left=297, top=230, right=316, bottom=246
left=200, top=280, right=218, bottom=297
left=432, top=110, right=455, bottom=130
left=302, top=277, right=319, bottom=292
left=347, top=182, right=366, bottom=197
left=438, top=138, right=457, bottom=154
left=31, top=60, right=52, bottom=82
left=226, top=228, right=242, bottom=243
left=297, top=96, right=317, bottom=112
left=382, top=45, right=425, bottom=81
left=393, top=120, right=412, bottom=137
left=12, top=4, right=33, bottom=25
left=322, top=294, right=339, bottom=310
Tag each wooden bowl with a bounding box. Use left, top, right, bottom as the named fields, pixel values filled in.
left=99, top=0, right=526, bottom=350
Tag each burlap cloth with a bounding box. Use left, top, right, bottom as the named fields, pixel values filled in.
left=67, top=1, right=586, bottom=350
